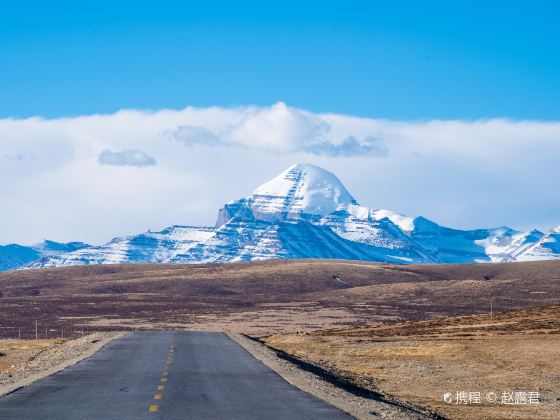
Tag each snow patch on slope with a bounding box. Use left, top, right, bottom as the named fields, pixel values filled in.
left=515, top=225, right=560, bottom=261
left=371, top=209, right=416, bottom=232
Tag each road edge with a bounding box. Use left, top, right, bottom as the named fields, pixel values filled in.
left=0, top=332, right=127, bottom=398
left=228, top=332, right=443, bottom=420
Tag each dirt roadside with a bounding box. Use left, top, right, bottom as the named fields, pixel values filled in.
left=229, top=333, right=441, bottom=419
left=263, top=305, right=560, bottom=420
left=0, top=332, right=126, bottom=397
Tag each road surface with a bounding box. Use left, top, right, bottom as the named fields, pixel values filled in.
left=0, top=332, right=350, bottom=419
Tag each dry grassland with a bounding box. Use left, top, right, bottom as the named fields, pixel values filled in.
left=0, top=259, right=559, bottom=336
left=265, top=305, right=560, bottom=419
left=0, top=339, right=62, bottom=376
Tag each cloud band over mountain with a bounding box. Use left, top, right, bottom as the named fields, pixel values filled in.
left=1, top=103, right=560, bottom=245
left=170, top=103, right=388, bottom=157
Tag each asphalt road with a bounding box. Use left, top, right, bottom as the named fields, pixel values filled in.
left=0, top=332, right=350, bottom=419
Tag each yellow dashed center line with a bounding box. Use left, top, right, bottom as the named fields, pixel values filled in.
left=149, top=344, right=175, bottom=413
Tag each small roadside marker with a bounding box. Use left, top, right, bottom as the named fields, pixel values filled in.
left=149, top=405, right=159, bottom=412
left=154, top=394, right=163, bottom=400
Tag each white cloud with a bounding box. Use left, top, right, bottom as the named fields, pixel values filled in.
left=98, top=149, right=156, bottom=166
left=170, top=102, right=388, bottom=157
left=172, top=125, right=219, bottom=146
left=226, top=102, right=329, bottom=153
left=0, top=104, right=559, bottom=245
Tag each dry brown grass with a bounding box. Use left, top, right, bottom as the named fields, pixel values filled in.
left=0, top=259, right=559, bottom=336
left=0, top=339, right=64, bottom=374
left=265, top=305, right=560, bottom=420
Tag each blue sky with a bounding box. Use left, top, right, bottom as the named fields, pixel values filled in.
left=1, top=1, right=559, bottom=119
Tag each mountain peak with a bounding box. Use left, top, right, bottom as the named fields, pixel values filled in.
left=249, top=163, right=358, bottom=221
left=4, top=163, right=560, bottom=271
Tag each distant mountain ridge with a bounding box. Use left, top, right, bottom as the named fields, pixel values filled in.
left=2, top=163, right=559, bottom=271
left=0, top=240, right=90, bottom=271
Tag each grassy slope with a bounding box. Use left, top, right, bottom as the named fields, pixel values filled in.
left=0, top=259, right=558, bottom=335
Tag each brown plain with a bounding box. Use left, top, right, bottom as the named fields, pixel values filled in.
left=0, top=259, right=559, bottom=336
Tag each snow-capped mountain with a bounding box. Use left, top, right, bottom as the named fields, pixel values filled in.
left=218, top=163, right=359, bottom=224
left=2, top=163, right=559, bottom=271
left=0, top=240, right=89, bottom=271
left=515, top=226, right=560, bottom=261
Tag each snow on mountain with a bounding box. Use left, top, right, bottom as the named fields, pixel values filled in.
left=32, top=240, right=91, bottom=255
left=30, top=226, right=215, bottom=268
left=170, top=218, right=403, bottom=264
left=217, top=164, right=358, bottom=224
left=320, top=209, right=433, bottom=263
left=2, top=163, right=559, bottom=271
left=515, top=226, right=560, bottom=261
left=408, top=218, right=547, bottom=264
left=370, top=209, right=416, bottom=233
left=475, top=228, right=544, bottom=262
left=0, top=241, right=90, bottom=271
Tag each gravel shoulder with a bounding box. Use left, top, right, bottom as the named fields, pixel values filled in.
left=0, top=332, right=125, bottom=397
left=229, top=332, right=439, bottom=420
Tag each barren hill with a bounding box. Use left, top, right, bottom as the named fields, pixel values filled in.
left=0, top=259, right=559, bottom=336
